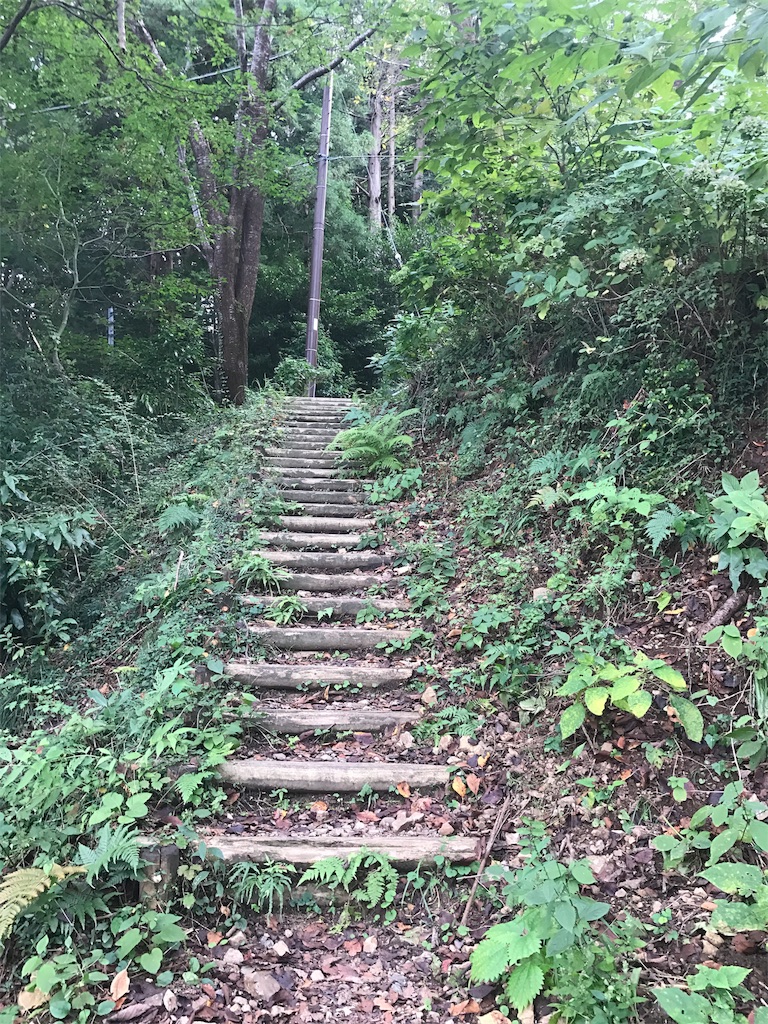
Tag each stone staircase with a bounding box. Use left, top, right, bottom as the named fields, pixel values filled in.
left=210, top=397, right=478, bottom=869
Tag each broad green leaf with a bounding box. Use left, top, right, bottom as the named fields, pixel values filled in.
left=584, top=686, right=609, bottom=715
left=699, top=862, right=763, bottom=895
left=559, top=702, right=586, bottom=739
left=470, top=935, right=513, bottom=983
left=706, top=828, right=739, bottom=865
left=505, top=958, right=545, bottom=1012
left=669, top=695, right=704, bottom=743
left=652, top=987, right=712, bottom=1023
left=138, top=948, right=163, bottom=974
left=650, top=664, right=687, bottom=690
left=619, top=690, right=653, bottom=718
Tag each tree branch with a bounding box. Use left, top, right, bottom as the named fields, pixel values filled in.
left=0, top=0, right=35, bottom=54
left=275, top=22, right=379, bottom=110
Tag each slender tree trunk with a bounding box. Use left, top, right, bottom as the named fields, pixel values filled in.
left=412, top=118, right=425, bottom=223
left=368, top=67, right=383, bottom=231
left=387, top=77, right=396, bottom=220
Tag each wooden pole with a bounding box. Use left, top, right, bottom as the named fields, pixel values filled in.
left=305, top=73, right=334, bottom=398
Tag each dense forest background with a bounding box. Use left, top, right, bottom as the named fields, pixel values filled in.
left=5, top=0, right=768, bottom=1018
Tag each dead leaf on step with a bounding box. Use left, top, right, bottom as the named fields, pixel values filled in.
left=450, top=998, right=481, bottom=1016
left=466, top=774, right=480, bottom=795
left=207, top=931, right=223, bottom=947
left=452, top=777, right=467, bottom=798
left=310, top=800, right=328, bottom=813
left=18, top=989, right=48, bottom=1011
left=110, top=969, right=130, bottom=1001
left=396, top=781, right=411, bottom=798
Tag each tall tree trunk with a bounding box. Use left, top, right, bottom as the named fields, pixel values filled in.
left=412, top=118, right=425, bottom=223
left=387, top=76, right=396, bottom=220
left=368, top=67, right=383, bottom=231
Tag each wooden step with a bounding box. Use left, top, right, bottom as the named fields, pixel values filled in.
left=257, top=531, right=364, bottom=549
left=293, top=503, right=368, bottom=517
left=265, top=458, right=340, bottom=470
left=248, top=626, right=409, bottom=650
left=225, top=662, right=415, bottom=689
left=260, top=551, right=390, bottom=571
left=275, top=572, right=381, bottom=591
left=254, top=708, right=419, bottom=733
left=266, top=448, right=340, bottom=459
left=271, top=490, right=363, bottom=505
left=270, top=468, right=339, bottom=479
left=278, top=516, right=374, bottom=532
left=219, top=758, right=450, bottom=791
left=276, top=478, right=359, bottom=491
left=200, top=834, right=479, bottom=867
left=241, top=595, right=406, bottom=617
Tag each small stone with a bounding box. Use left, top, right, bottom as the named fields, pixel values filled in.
left=241, top=970, right=281, bottom=1002
left=438, top=822, right=454, bottom=836
left=532, top=587, right=552, bottom=602
left=397, top=730, right=414, bottom=750
left=421, top=686, right=438, bottom=706
left=363, top=936, right=378, bottom=954
left=272, top=940, right=291, bottom=958
left=163, top=991, right=178, bottom=1013
left=224, top=948, right=245, bottom=966
left=310, top=970, right=325, bottom=982
left=228, top=931, right=248, bottom=947
left=436, top=735, right=453, bottom=752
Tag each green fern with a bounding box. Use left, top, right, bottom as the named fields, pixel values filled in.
left=0, top=864, right=85, bottom=941
left=330, top=410, right=418, bottom=477
left=157, top=501, right=202, bottom=536
left=76, top=823, right=140, bottom=884
left=298, top=850, right=398, bottom=912
left=298, top=856, right=347, bottom=888
left=229, top=861, right=296, bottom=917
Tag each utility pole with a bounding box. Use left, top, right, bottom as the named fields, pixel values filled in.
left=305, top=72, right=334, bottom=398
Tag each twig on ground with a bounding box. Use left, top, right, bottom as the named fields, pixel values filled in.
left=460, top=793, right=515, bottom=927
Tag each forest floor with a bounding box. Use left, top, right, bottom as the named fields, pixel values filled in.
left=4, top=398, right=768, bottom=1024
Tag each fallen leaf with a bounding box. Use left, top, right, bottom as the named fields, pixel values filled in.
left=310, top=800, right=328, bottom=813
left=207, top=930, right=223, bottom=947
left=18, top=989, right=48, bottom=1011
left=110, top=969, right=130, bottom=1001
left=450, top=998, right=481, bottom=1016
left=452, top=777, right=467, bottom=798
left=396, top=781, right=411, bottom=798
left=344, top=938, right=363, bottom=956
left=466, top=774, right=480, bottom=795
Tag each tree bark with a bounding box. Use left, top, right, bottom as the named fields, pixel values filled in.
left=368, top=65, right=383, bottom=231
left=412, top=117, right=425, bottom=223
left=136, top=2, right=385, bottom=404
left=387, top=75, right=396, bottom=220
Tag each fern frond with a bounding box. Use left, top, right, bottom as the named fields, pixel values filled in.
left=77, top=823, right=140, bottom=884
left=157, top=502, right=201, bottom=536
left=298, top=856, right=346, bottom=888
left=0, top=865, right=85, bottom=941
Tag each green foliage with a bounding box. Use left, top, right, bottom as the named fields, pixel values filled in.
left=652, top=782, right=768, bottom=872
left=331, top=410, right=418, bottom=476
left=557, top=651, right=700, bottom=741
left=653, top=965, right=761, bottom=1024
left=709, top=472, right=768, bottom=590
left=229, top=861, right=296, bottom=918
left=0, top=865, right=85, bottom=942
left=298, top=849, right=399, bottom=918
left=470, top=821, right=619, bottom=1014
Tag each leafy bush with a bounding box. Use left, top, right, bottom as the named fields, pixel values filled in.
left=330, top=409, right=418, bottom=476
